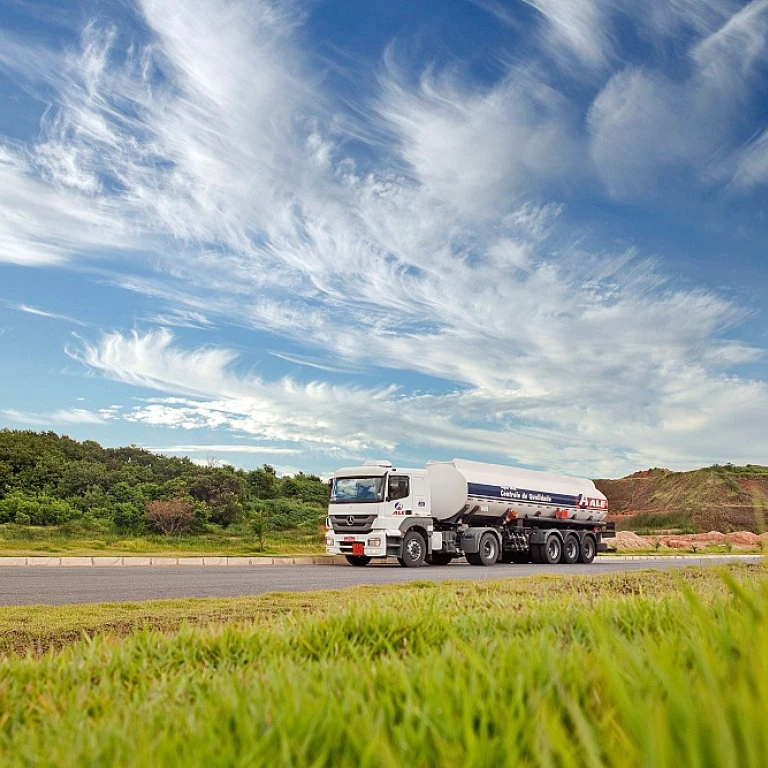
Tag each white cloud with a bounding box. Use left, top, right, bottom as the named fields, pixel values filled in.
left=1, top=407, right=109, bottom=426
left=377, top=55, right=580, bottom=216
left=73, top=326, right=768, bottom=477
left=0, top=147, right=142, bottom=266
left=729, top=129, right=768, bottom=189
left=147, top=445, right=302, bottom=455
left=520, top=0, right=611, bottom=69
left=11, top=304, right=89, bottom=326
left=588, top=0, right=768, bottom=197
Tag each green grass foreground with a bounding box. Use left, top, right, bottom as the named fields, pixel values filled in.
left=1, top=565, right=767, bottom=766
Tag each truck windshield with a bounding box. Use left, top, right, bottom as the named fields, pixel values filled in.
left=330, top=476, right=385, bottom=504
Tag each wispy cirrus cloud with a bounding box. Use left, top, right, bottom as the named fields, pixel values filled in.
left=1, top=407, right=110, bottom=426
left=73, top=325, right=768, bottom=477
left=587, top=0, right=768, bottom=197
left=147, top=445, right=302, bottom=455
left=10, top=303, right=90, bottom=327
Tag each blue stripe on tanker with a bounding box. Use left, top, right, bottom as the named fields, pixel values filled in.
left=467, top=483, right=578, bottom=508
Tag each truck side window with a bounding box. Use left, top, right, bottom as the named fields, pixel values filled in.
left=388, top=476, right=410, bottom=502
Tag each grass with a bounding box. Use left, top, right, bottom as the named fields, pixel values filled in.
left=0, top=526, right=324, bottom=558
left=1, top=564, right=768, bottom=765
left=607, top=544, right=766, bottom=556
left=618, top=510, right=695, bottom=533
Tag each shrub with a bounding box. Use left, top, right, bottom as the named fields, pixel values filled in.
left=247, top=510, right=267, bottom=552
left=190, top=471, right=245, bottom=527
left=111, top=502, right=145, bottom=533
left=0, top=491, right=79, bottom=526
left=249, top=498, right=326, bottom=532
left=145, top=500, right=195, bottom=536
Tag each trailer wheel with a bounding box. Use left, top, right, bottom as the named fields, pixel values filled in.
left=427, top=552, right=453, bottom=566
left=530, top=544, right=543, bottom=564
left=538, top=534, right=562, bottom=565
left=397, top=530, right=426, bottom=568
left=345, top=555, right=371, bottom=567
left=578, top=535, right=596, bottom=564
left=561, top=535, right=579, bottom=564
left=467, top=532, right=499, bottom=566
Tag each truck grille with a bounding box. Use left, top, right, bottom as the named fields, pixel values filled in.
left=330, top=514, right=377, bottom=534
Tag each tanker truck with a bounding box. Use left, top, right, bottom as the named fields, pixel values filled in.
left=324, top=459, right=614, bottom=567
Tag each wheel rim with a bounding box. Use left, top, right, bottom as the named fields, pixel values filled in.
left=482, top=538, right=496, bottom=560
left=585, top=539, right=595, bottom=558
left=567, top=540, right=578, bottom=559
left=406, top=538, right=422, bottom=561
left=547, top=538, right=560, bottom=561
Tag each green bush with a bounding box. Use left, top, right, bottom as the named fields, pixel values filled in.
left=110, top=502, right=145, bottom=533
left=0, top=492, right=80, bottom=526
left=0, top=430, right=330, bottom=539
left=249, top=498, right=325, bottom=532
left=624, top=511, right=694, bottom=533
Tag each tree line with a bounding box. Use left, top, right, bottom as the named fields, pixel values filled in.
left=0, top=430, right=329, bottom=536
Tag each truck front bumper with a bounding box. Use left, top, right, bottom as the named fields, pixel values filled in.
left=325, top=532, right=397, bottom=558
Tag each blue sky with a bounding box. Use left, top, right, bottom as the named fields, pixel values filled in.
left=1, top=0, right=767, bottom=478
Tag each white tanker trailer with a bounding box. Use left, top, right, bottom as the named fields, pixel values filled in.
left=325, top=459, right=614, bottom=567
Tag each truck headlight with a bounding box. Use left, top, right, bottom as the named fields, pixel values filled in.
left=325, top=537, right=333, bottom=547
left=369, top=538, right=381, bottom=547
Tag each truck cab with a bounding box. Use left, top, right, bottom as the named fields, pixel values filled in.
left=325, top=461, right=434, bottom=566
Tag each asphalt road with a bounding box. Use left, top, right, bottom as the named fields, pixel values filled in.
left=0, top=556, right=755, bottom=606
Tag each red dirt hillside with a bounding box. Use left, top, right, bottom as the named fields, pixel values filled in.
left=593, top=464, right=768, bottom=533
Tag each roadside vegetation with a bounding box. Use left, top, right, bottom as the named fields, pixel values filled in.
left=0, top=430, right=328, bottom=555
left=0, top=564, right=767, bottom=766
left=3, top=430, right=768, bottom=557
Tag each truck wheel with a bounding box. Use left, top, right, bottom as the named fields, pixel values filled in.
left=541, top=534, right=562, bottom=565
left=466, top=532, right=499, bottom=566
left=427, top=552, right=453, bottom=565
left=578, top=535, right=596, bottom=564
left=561, top=535, right=579, bottom=564
left=397, top=530, right=426, bottom=568
left=530, top=544, right=543, bottom=564
left=345, top=555, right=371, bottom=567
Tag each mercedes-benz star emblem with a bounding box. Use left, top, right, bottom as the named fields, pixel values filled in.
left=347, top=516, right=355, bottom=526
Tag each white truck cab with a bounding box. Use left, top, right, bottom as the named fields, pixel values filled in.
left=325, top=461, right=436, bottom=565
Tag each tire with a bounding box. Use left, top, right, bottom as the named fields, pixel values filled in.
left=561, top=535, right=579, bottom=564
left=427, top=552, right=454, bottom=566
left=466, top=532, right=499, bottom=566
left=397, top=530, right=427, bottom=568
left=530, top=544, right=543, bottom=564
left=345, top=555, right=371, bottom=567
left=578, top=535, right=596, bottom=564
left=541, top=534, right=562, bottom=565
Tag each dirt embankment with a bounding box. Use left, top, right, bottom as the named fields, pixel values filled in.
left=594, top=466, right=768, bottom=533
left=613, top=530, right=768, bottom=551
